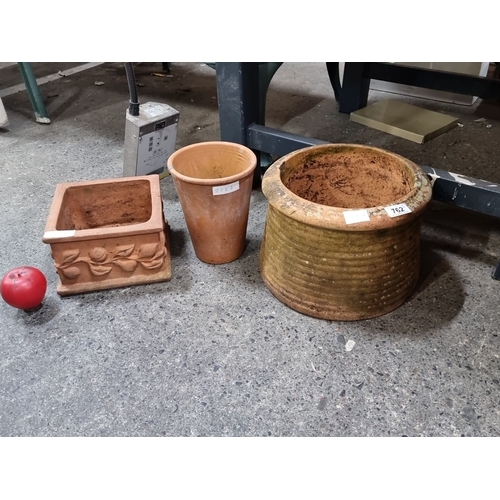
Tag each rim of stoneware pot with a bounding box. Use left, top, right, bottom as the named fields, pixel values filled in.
left=167, top=141, right=257, bottom=186
left=262, top=143, right=433, bottom=232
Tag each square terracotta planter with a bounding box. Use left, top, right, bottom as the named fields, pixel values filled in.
left=42, top=175, right=171, bottom=296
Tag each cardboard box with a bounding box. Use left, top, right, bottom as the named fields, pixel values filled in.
left=371, top=62, right=490, bottom=106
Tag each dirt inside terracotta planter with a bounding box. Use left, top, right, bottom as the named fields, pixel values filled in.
left=56, top=180, right=152, bottom=230
left=283, top=151, right=413, bottom=209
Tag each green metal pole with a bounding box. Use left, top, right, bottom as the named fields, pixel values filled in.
left=17, top=62, right=50, bottom=124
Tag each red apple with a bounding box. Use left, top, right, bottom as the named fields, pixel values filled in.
left=1, top=266, right=47, bottom=311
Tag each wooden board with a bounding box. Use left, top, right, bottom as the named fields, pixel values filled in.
left=350, top=99, right=459, bottom=144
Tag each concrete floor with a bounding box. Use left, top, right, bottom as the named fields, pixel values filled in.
left=1, top=62, right=500, bottom=437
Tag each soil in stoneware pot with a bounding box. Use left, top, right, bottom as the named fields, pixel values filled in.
left=284, top=152, right=413, bottom=209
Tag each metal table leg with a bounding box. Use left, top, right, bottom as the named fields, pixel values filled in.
left=214, top=62, right=283, bottom=173
left=338, top=62, right=370, bottom=113
left=325, top=62, right=342, bottom=103
left=17, top=62, right=50, bottom=124
left=216, top=62, right=261, bottom=186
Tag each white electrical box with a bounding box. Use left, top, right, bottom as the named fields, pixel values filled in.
left=123, top=102, right=179, bottom=178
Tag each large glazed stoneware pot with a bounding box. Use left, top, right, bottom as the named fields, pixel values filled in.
left=260, top=144, right=432, bottom=321
left=168, top=141, right=257, bottom=264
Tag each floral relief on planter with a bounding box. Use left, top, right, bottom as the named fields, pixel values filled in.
left=43, top=175, right=171, bottom=295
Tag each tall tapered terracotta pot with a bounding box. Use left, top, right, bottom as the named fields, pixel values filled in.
left=260, top=144, right=432, bottom=321
left=167, top=141, right=257, bottom=264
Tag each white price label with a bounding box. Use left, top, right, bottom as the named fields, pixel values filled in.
left=212, top=180, right=240, bottom=196
left=384, top=203, right=412, bottom=218
left=43, top=230, right=76, bottom=239
left=343, top=209, right=370, bottom=225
